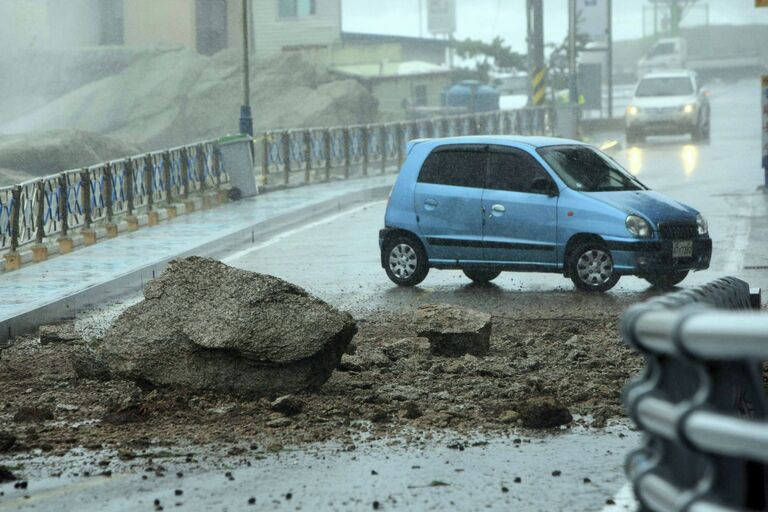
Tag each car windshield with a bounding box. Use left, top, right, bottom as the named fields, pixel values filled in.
left=648, top=42, right=675, bottom=57
left=537, top=146, right=647, bottom=192
left=635, top=77, right=693, bottom=97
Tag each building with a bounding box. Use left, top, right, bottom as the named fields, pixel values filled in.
left=1, top=0, right=342, bottom=58
left=340, top=32, right=450, bottom=66
left=330, top=61, right=453, bottom=113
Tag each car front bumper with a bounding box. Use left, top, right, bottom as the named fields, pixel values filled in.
left=626, top=110, right=697, bottom=135
left=609, top=237, right=712, bottom=275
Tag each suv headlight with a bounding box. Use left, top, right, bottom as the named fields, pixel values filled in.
left=626, top=215, right=652, bottom=238
left=627, top=105, right=639, bottom=116
left=682, top=104, right=695, bottom=114
left=697, top=213, right=708, bottom=235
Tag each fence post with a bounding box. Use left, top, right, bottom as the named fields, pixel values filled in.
left=104, top=163, right=117, bottom=237
left=34, top=181, right=44, bottom=245
left=79, top=168, right=97, bottom=245
left=343, top=127, right=351, bottom=179
left=162, top=151, right=173, bottom=205
left=380, top=125, right=387, bottom=175
left=181, top=148, right=190, bottom=200
left=261, top=134, right=270, bottom=187
left=125, top=158, right=139, bottom=230
left=282, top=130, right=291, bottom=186
left=145, top=154, right=161, bottom=223
left=323, top=129, right=331, bottom=182
left=9, top=186, right=20, bottom=253
left=397, top=123, right=405, bottom=168
left=196, top=145, right=213, bottom=209
left=303, top=129, right=312, bottom=184
left=57, top=175, right=74, bottom=254
left=362, top=126, right=369, bottom=177
left=213, top=145, right=226, bottom=203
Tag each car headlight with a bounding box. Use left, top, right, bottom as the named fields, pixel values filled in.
left=682, top=104, right=695, bottom=114
left=627, top=105, right=639, bottom=116
left=697, top=213, right=708, bottom=235
left=626, top=215, right=652, bottom=238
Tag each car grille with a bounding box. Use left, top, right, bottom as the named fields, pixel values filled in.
left=659, top=223, right=697, bottom=240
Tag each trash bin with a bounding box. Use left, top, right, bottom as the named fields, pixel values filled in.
left=218, top=134, right=257, bottom=198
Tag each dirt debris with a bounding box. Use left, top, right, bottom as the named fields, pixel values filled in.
left=0, top=303, right=641, bottom=456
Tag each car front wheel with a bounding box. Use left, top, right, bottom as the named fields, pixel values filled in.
left=383, top=235, right=429, bottom=287
left=642, top=270, right=689, bottom=289
left=568, top=243, right=620, bottom=293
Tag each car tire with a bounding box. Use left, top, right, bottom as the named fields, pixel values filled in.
left=568, top=242, right=620, bottom=293
left=642, top=270, right=689, bottom=289
left=383, top=235, right=429, bottom=287
left=692, top=112, right=711, bottom=144
left=463, top=268, right=501, bottom=284
left=626, top=128, right=644, bottom=145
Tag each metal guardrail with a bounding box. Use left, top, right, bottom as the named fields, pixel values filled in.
left=257, top=106, right=555, bottom=186
left=0, top=140, right=226, bottom=253
left=0, top=105, right=555, bottom=255
left=622, top=277, right=767, bottom=512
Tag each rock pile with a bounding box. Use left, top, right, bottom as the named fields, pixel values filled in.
left=414, top=304, right=492, bottom=357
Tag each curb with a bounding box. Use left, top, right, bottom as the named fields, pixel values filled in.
left=0, top=183, right=391, bottom=342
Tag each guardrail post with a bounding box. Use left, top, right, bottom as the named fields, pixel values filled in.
left=323, top=129, right=331, bottom=182
left=213, top=145, right=227, bottom=204
left=144, top=154, right=160, bottom=223
left=282, top=131, right=290, bottom=186
left=196, top=145, right=212, bottom=210
left=3, top=186, right=22, bottom=270
left=362, top=126, right=369, bottom=177
left=343, top=127, right=351, bottom=179
left=441, top=118, right=449, bottom=138
left=125, top=158, right=139, bottom=231
left=380, top=125, right=387, bottom=175
left=80, top=168, right=97, bottom=245
left=162, top=151, right=177, bottom=219
left=104, top=163, right=118, bottom=237
left=29, top=180, right=47, bottom=263
left=397, top=123, right=405, bottom=167
left=261, top=134, right=269, bottom=187
left=303, top=130, right=312, bottom=184
left=455, top=117, right=463, bottom=136
left=57, top=175, right=73, bottom=254
left=181, top=148, right=190, bottom=200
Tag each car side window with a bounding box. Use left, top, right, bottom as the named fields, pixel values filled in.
left=417, top=148, right=486, bottom=189
left=487, top=150, right=552, bottom=194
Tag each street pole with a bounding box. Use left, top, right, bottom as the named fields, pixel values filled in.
left=607, top=0, right=613, bottom=119
left=239, top=0, right=253, bottom=137
left=762, top=75, right=768, bottom=189
left=568, top=0, right=578, bottom=106
left=527, top=0, right=545, bottom=107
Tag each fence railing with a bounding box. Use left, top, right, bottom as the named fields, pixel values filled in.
left=257, top=106, right=555, bottom=186
left=0, top=140, right=226, bottom=254
left=621, top=277, right=766, bottom=511
left=0, top=105, right=556, bottom=255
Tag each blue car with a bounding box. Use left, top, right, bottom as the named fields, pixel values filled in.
left=379, top=136, right=711, bottom=292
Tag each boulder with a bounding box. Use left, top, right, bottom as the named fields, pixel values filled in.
left=38, top=323, right=81, bottom=345
left=270, top=395, right=304, bottom=416
left=97, top=257, right=357, bottom=395
left=381, top=337, right=431, bottom=361
left=414, top=304, right=492, bottom=357
left=517, top=396, right=572, bottom=428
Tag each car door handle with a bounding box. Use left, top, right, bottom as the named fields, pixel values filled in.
left=491, top=204, right=506, bottom=212
left=424, top=198, right=438, bottom=210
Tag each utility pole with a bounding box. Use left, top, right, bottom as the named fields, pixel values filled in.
left=568, top=0, right=578, bottom=106
left=607, top=0, right=613, bottom=119
left=526, top=0, right=545, bottom=107
left=239, top=0, right=253, bottom=137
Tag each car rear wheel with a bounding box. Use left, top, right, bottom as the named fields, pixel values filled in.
left=642, top=270, right=689, bottom=289
left=463, top=268, right=501, bottom=284
left=383, top=235, right=429, bottom=287
left=568, top=243, right=620, bottom=293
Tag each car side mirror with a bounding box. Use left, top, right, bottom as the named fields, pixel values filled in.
left=531, top=177, right=558, bottom=196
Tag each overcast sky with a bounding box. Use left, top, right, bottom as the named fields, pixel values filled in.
left=342, top=0, right=768, bottom=52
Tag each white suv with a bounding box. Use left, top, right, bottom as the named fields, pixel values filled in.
left=625, top=70, right=710, bottom=144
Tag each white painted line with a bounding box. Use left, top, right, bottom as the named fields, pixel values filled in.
left=600, top=483, right=636, bottom=511
left=723, top=194, right=755, bottom=273
left=222, top=200, right=386, bottom=264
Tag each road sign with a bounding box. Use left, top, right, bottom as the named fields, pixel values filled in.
left=427, top=0, right=456, bottom=35
left=577, top=0, right=608, bottom=47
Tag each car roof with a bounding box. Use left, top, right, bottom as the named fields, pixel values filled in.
left=640, top=70, right=696, bottom=80
left=412, top=135, right=586, bottom=150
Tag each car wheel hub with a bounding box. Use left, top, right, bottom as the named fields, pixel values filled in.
left=389, top=244, right=417, bottom=279
left=576, top=249, right=613, bottom=286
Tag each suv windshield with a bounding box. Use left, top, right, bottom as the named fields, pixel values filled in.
left=537, top=146, right=646, bottom=192
left=635, top=77, right=693, bottom=97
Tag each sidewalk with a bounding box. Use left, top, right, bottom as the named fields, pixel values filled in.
left=0, top=174, right=395, bottom=340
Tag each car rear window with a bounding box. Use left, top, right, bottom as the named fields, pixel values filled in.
left=418, top=148, right=486, bottom=189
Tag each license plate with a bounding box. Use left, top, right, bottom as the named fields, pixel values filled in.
left=672, top=240, right=693, bottom=258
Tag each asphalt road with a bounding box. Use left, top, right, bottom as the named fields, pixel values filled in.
left=3, top=78, right=766, bottom=512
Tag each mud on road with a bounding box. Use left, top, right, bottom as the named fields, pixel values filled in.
left=0, top=301, right=642, bottom=462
